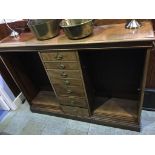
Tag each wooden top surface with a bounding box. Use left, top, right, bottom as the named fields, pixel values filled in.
left=0, top=21, right=154, bottom=50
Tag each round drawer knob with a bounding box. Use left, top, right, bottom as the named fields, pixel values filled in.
left=61, top=72, right=67, bottom=78
left=56, top=55, right=63, bottom=60
left=59, top=64, right=65, bottom=69
left=70, top=100, right=75, bottom=104
left=67, top=89, right=72, bottom=94
left=69, top=96, right=75, bottom=99
left=64, top=80, right=70, bottom=85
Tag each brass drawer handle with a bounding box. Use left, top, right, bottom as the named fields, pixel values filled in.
left=64, top=80, right=70, bottom=85
left=67, top=89, right=72, bottom=94
left=59, top=64, right=65, bottom=69
left=55, top=55, right=63, bottom=60
left=68, top=96, right=75, bottom=99
left=70, top=100, right=75, bottom=104
left=61, top=72, right=68, bottom=78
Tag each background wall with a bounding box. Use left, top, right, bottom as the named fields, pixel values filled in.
left=0, top=74, right=15, bottom=101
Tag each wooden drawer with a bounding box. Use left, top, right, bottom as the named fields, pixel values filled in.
left=53, top=84, right=85, bottom=97
left=59, top=96, right=88, bottom=108
left=40, top=51, right=77, bottom=61
left=44, top=62, right=79, bottom=70
left=50, top=78, right=83, bottom=87
left=47, top=69, right=81, bottom=79
left=61, top=105, right=89, bottom=117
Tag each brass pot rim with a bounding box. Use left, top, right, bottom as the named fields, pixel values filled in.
left=27, top=19, right=57, bottom=26
left=59, top=19, right=93, bottom=28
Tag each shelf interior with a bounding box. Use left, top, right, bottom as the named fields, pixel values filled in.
left=93, top=97, right=138, bottom=122
left=31, top=91, right=62, bottom=113
left=79, top=49, right=144, bottom=123
left=79, top=49, right=145, bottom=100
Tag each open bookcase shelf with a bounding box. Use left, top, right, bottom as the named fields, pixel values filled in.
left=93, top=97, right=138, bottom=123
left=31, top=91, right=62, bottom=114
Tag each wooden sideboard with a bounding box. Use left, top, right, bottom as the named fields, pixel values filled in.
left=0, top=21, right=154, bottom=131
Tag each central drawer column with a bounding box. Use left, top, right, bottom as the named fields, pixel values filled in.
left=39, top=50, right=90, bottom=117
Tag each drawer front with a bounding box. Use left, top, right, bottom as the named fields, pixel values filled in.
left=77, top=108, right=89, bottom=117
left=61, top=105, right=89, bottom=117
left=53, top=84, right=85, bottom=97
left=50, top=78, right=83, bottom=87
left=47, top=70, right=81, bottom=79
left=40, top=51, right=77, bottom=61
left=44, top=62, right=79, bottom=70
left=59, top=96, right=88, bottom=108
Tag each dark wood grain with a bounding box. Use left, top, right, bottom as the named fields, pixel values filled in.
left=40, top=51, right=78, bottom=61
left=31, top=105, right=140, bottom=131
left=0, top=58, right=20, bottom=96
left=79, top=49, right=145, bottom=100
left=58, top=96, right=88, bottom=108
left=31, top=91, right=61, bottom=113
left=146, top=49, right=155, bottom=88
left=0, top=20, right=154, bottom=131
left=47, top=69, right=81, bottom=79
left=138, top=49, right=151, bottom=122
left=61, top=105, right=89, bottom=117
left=39, top=50, right=91, bottom=115
left=44, top=62, right=79, bottom=70
left=50, top=78, right=83, bottom=87
left=0, top=53, right=38, bottom=102
left=52, top=83, right=86, bottom=97
left=93, top=97, right=138, bottom=122
left=0, top=21, right=154, bottom=52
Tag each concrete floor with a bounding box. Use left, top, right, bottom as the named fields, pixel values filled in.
left=0, top=101, right=155, bottom=135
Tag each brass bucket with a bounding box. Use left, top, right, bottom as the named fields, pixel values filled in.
left=28, top=19, right=60, bottom=40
